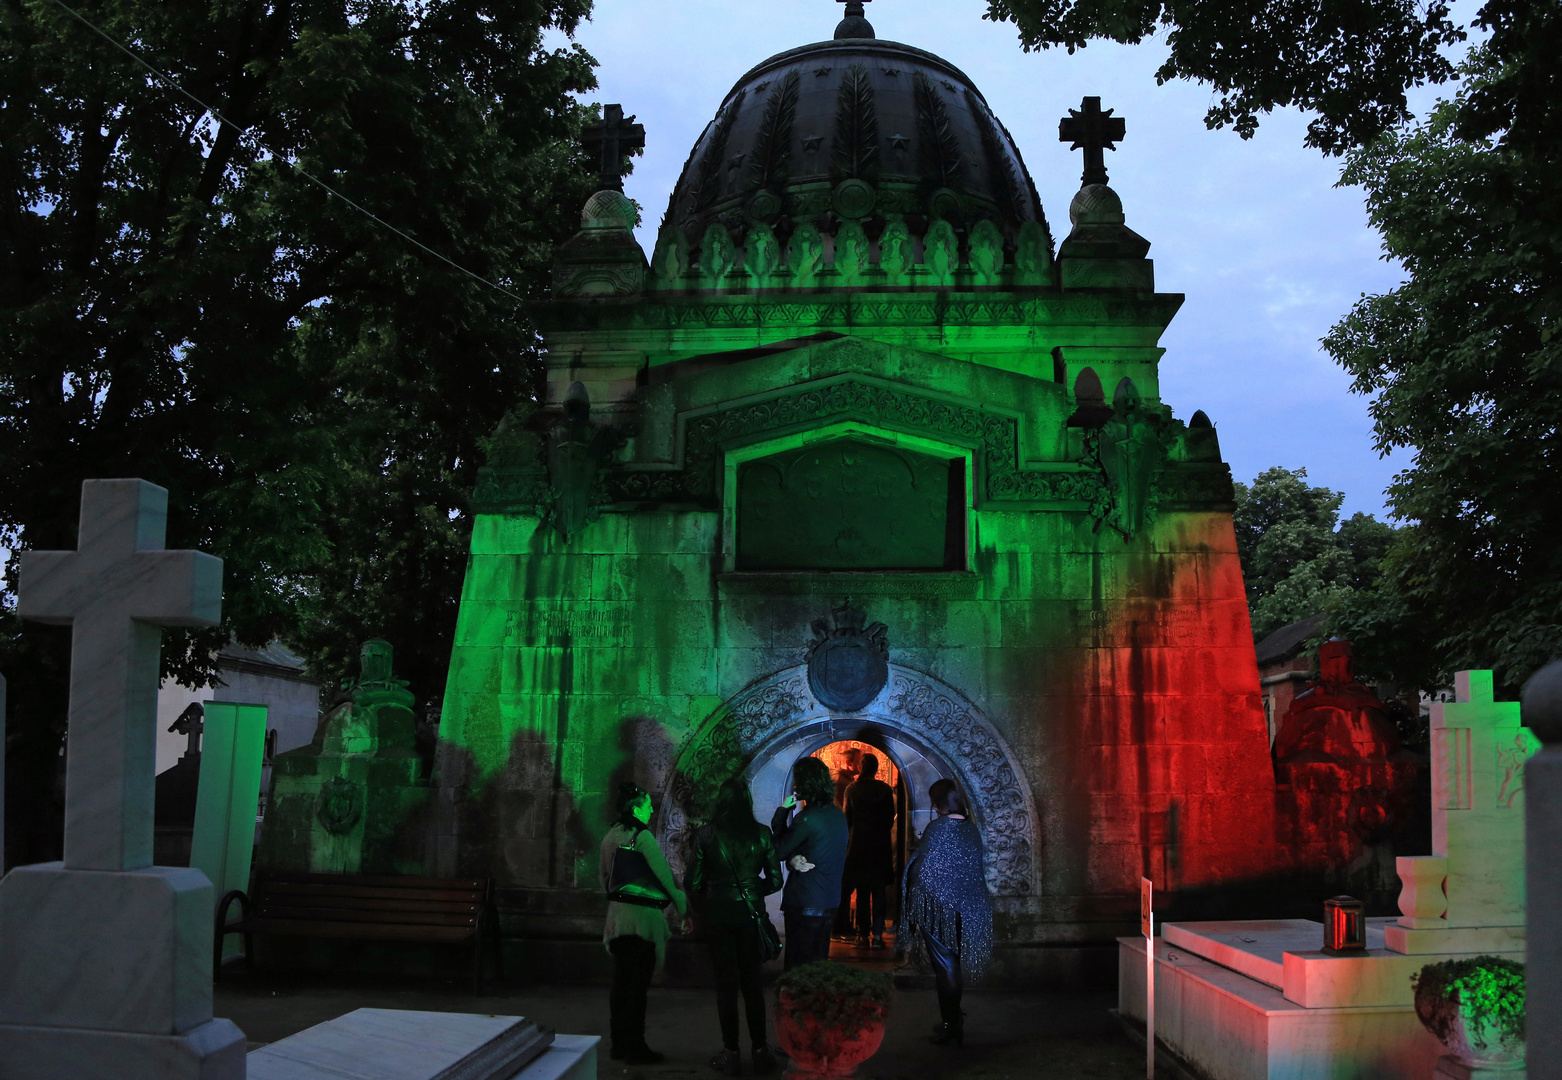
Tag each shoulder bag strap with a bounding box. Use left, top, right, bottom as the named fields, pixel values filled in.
left=714, top=831, right=760, bottom=919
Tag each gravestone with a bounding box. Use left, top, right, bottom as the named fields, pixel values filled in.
left=192, top=701, right=268, bottom=961
left=1522, top=661, right=1562, bottom=1077
left=259, top=639, right=428, bottom=877
left=1, top=672, right=6, bottom=874
left=0, top=479, right=245, bottom=1079
left=1385, top=669, right=1536, bottom=955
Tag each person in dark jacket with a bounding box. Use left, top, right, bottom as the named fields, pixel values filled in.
left=688, top=776, right=783, bottom=1077
left=902, top=779, right=992, bottom=1048
left=771, top=755, right=848, bottom=969
left=843, top=754, right=896, bottom=948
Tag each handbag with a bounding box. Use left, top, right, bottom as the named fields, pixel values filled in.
left=607, top=827, right=673, bottom=909
left=717, top=832, right=782, bottom=963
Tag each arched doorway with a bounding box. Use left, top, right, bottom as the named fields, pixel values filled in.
left=657, top=663, right=1037, bottom=905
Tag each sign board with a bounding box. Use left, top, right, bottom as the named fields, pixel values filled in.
left=1142, top=876, right=1154, bottom=1078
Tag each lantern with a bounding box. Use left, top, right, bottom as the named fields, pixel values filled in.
left=1323, top=896, right=1367, bottom=954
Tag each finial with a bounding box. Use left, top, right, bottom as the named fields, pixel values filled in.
left=835, top=0, right=875, bottom=40
left=1059, top=96, right=1125, bottom=187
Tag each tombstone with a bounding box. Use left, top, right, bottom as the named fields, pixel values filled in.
left=155, top=703, right=206, bottom=865
left=192, top=701, right=268, bottom=961
left=1120, top=670, right=1533, bottom=1080
left=258, top=639, right=427, bottom=877
left=1385, top=669, right=1535, bottom=955
left=1, top=672, right=6, bottom=874
left=0, top=479, right=245, bottom=1079
left=1522, top=661, right=1562, bottom=1074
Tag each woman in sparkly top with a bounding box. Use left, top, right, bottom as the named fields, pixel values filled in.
left=901, top=779, right=992, bottom=1047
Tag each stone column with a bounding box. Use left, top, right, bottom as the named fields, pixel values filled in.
left=1523, top=661, right=1562, bottom=1078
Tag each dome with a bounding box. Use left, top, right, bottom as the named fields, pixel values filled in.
left=664, top=32, right=1045, bottom=249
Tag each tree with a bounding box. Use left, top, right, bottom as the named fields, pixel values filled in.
left=983, top=0, right=1465, bottom=152
left=1323, top=35, right=1562, bottom=694
left=1, top=0, right=600, bottom=863
left=1232, top=467, right=1398, bottom=643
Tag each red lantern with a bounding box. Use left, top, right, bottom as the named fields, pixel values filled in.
left=1323, top=896, right=1367, bottom=954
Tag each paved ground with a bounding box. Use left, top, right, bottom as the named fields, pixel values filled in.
left=216, top=964, right=1145, bottom=1080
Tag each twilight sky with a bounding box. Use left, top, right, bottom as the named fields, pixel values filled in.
left=554, top=0, right=1424, bottom=520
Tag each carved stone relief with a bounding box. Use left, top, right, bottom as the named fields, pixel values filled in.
left=658, top=662, right=1037, bottom=897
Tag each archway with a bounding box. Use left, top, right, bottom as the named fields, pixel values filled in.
left=657, top=663, right=1036, bottom=900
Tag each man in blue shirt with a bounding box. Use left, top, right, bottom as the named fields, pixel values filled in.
left=771, top=756, right=849, bottom=969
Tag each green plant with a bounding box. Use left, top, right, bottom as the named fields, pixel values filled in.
left=777, top=961, right=893, bottom=1039
left=1412, top=956, right=1526, bottom=1050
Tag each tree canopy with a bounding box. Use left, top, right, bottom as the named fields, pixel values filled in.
left=1, top=0, right=601, bottom=863
left=1324, top=32, right=1561, bottom=694
left=1233, top=467, right=1396, bottom=645
left=983, top=0, right=1465, bottom=152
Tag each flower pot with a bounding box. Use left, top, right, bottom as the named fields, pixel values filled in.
left=1414, top=981, right=1526, bottom=1070
left=774, top=988, right=887, bottom=1080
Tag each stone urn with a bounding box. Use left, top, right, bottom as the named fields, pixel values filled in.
left=1413, top=957, right=1526, bottom=1071
left=774, top=988, right=888, bottom=1080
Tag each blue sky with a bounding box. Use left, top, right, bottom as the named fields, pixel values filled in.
left=556, top=0, right=1441, bottom=520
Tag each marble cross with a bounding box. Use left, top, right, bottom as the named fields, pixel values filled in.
left=18, top=480, right=222, bottom=871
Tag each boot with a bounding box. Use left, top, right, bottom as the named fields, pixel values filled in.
left=929, top=990, right=965, bottom=1047
left=710, top=1047, right=741, bottom=1075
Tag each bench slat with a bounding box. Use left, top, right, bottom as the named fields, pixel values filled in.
left=251, top=907, right=479, bottom=928
left=258, top=873, right=486, bottom=891
left=262, top=883, right=483, bottom=903
left=234, top=919, right=476, bottom=943
left=252, top=895, right=479, bottom=914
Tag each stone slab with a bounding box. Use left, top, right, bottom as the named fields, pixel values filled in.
left=0, top=1016, right=245, bottom=1079
left=1120, top=936, right=1443, bottom=1080
left=1435, top=1054, right=1526, bottom=1080
left=0, top=861, right=213, bottom=1033
left=510, top=1034, right=598, bottom=1080
left=1382, top=922, right=1527, bottom=955
left=246, top=1008, right=553, bottom=1080
left=1160, top=920, right=1389, bottom=991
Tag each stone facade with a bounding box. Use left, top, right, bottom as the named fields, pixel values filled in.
left=429, top=23, right=1299, bottom=981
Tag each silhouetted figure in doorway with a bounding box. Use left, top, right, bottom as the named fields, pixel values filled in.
left=844, top=754, right=896, bottom=947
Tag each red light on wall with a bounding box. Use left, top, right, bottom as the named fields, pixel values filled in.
left=1322, top=896, right=1366, bottom=954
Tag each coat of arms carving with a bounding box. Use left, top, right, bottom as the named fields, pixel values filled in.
left=806, top=601, right=889, bottom=712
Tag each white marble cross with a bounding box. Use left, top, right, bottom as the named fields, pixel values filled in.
left=18, top=480, right=222, bottom=871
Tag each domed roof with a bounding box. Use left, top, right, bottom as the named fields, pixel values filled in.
left=665, top=29, right=1044, bottom=247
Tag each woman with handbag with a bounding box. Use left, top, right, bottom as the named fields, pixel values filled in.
left=687, top=775, right=784, bottom=1077
left=600, top=783, right=690, bottom=1065
left=901, top=779, right=992, bottom=1049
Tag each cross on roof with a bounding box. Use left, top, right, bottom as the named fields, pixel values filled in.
left=1059, top=96, right=1126, bottom=187
left=579, top=104, right=645, bottom=193
left=838, top=0, right=872, bottom=13
left=18, top=479, right=222, bottom=870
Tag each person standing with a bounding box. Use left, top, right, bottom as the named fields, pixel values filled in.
left=600, top=783, right=689, bottom=1065
left=830, top=748, right=862, bottom=939
left=687, top=776, right=783, bottom=1076
left=771, top=756, right=848, bottom=969
left=902, top=779, right=992, bottom=1048
left=843, top=754, right=896, bottom=948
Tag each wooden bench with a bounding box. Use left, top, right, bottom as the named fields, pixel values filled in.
left=217, top=872, right=504, bottom=994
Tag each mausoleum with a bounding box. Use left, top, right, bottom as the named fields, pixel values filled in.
left=432, top=2, right=1297, bottom=980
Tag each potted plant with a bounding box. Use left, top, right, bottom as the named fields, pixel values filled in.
left=1412, top=955, right=1526, bottom=1070
left=774, top=961, right=893, bottom=1080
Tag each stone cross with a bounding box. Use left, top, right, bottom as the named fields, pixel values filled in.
left=17, top=479, right=222, bottom=871
left=1059, top=96, right=1126, bottom=187
left=580, top=104, right=645, bottom=193
left=1387, top=669, right=1537, bottom=954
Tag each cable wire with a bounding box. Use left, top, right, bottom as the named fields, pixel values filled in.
left=44, top=0, right=530, bottom=302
